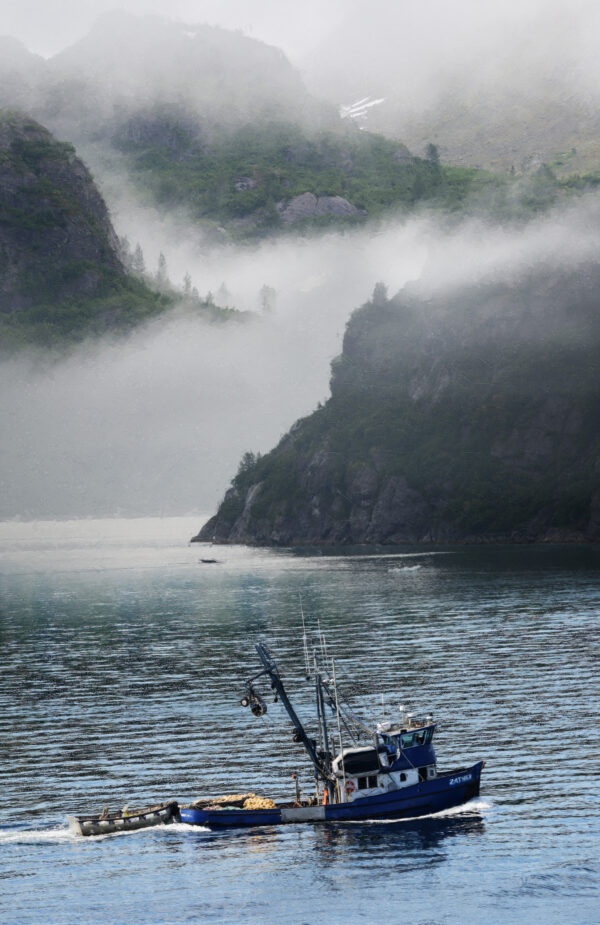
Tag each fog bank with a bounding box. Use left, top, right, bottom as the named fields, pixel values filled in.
left=3, top=196, right=600, bottom=520
left=0, top=218, right=424, bottom=519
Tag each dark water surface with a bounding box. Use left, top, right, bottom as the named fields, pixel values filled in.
left=0, top=518, right=598, bottom=924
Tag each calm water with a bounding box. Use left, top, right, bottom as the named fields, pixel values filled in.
left=0, top=518, right=598, bottom=925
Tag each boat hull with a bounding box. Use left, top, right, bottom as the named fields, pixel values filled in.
left=180, top=761, right=483, bottom=829
left=67, top=801, right=180, bottom=837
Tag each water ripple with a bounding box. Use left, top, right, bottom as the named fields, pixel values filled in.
left=0, top=522, right=598, bottom=923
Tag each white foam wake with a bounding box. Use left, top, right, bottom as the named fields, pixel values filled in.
left=430, top=798, right=491, bottom=818
left=0, top=825, right=74, bottom=844
left=0, top=820, right=211, bottom=843
left=349, top=798, right=492, bottom=825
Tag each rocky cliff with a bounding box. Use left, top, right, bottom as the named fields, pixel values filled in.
left=0, top=111, right=125, bottom=313
left=197, top=263, right=600, bottom=546
left=0, top=111, right=168, bottom=345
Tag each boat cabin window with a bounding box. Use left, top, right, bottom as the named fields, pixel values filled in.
left=400, top=727, right=433, bottom=749
left=400, top=773, right=407, bottom=782
left=357, top=775, right=378, bottom=790
left=382, top=735, right=396, bottom=755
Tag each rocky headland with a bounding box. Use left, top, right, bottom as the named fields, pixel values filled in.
left=197, top=263, right=600, bottom=546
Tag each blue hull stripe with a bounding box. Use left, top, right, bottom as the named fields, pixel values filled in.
left=180, top=807, right=283, bottom=826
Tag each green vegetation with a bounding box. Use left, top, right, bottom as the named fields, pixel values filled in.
left=115, top=115, right=600, bottom=236
left=228, top=379, right=598, bottom=540
left=10, top=135, right=76, bottom=172
left=0, top=261, right=245, bottom=350
left=114, top=118, right=507, bottom=234
left=6, top=104, right=600, bottom=351
left=0, top=111, right=246, bottom=350
left=0, top=273, right=171, bottom=349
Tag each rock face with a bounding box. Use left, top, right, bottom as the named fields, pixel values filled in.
left=198, top=261, right=600, bottom=546
left=0, top=111, right=125, bottom=314
left=277, top=192, right=365, bottom=224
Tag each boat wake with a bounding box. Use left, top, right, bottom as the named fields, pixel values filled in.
left=428, top=798, right=491, bottom=818
left=350, top=799, right=492, bottom=825
left=0, top=820, right=211, bottom=843
left=389, top=564, right=422, bottom=572
left=0, top=825, right=75, bottom=844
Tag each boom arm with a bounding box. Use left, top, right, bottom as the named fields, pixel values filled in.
left=254, top=642, right=333, bottom=783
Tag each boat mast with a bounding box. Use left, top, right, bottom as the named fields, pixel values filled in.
left=254, top=642, right=333, bottom=785
left=314, top=655, right=335, bottom=802
left=331, top=657, right=347, bottom=799
left=300, top=597, right=310, bottom=680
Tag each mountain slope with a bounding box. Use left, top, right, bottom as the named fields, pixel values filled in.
left=47, top=11, right=324, bottom=136
left=302, top=0, right=600, bottom=176
left=198, top=261, right=600, bottom=545
left=0, top=15, right=509, bottom=237
left=0, top=111, right=169, bottom=346
left=0, top=12, right=331, bottom=152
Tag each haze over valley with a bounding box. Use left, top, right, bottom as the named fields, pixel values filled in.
left=1, top=0, right=600, bottom=535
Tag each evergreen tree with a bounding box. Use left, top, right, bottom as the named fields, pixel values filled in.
left=259, top=284, right=276, bottom=313
left=119, top=235, right=132, bottom=268
left=411, top=173, right=426, bottom=201
left=156, top=252, right=169, bottom=289
left=372, top=281, right=388, bottom=305
left=234, top=451, right=261, bottom=486
left=425, top=142, right=440, bottom=165
left=216, top=282, right=232, bottom=307
left=132, top=243, right=146, bottom=276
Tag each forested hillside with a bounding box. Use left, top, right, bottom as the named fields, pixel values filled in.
left=0, top=112, right=235, bottom=348
left=0, top=13, right=577, bottom=239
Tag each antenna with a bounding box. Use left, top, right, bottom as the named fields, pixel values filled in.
left=331, top=657, right=347, bottom=799
left=317, top=618, right=328, bottom=665
left=300, top=595, right=310, bottom=679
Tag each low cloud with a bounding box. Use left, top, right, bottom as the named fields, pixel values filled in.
left=3, top=193, right=600, bottom=519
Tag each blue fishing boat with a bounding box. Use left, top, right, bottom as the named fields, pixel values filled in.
left=181, top=642, right=484, bottom=829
